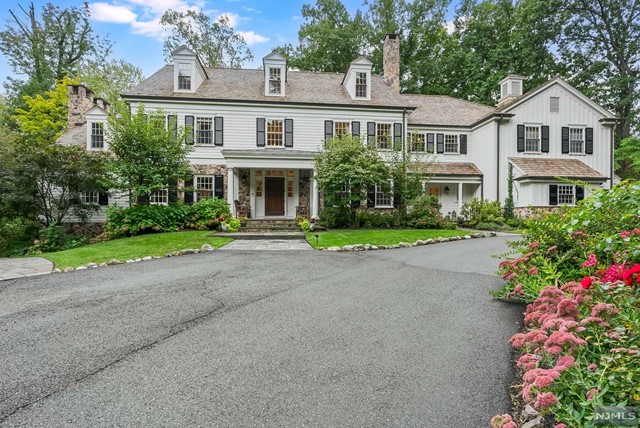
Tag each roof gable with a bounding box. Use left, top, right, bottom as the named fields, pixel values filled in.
left=171, top=45, right=197, bottom=56
left=263, top=51, right=287, bottom=61
left=350, top=56, right=373, bottom=66
left=84, top=105, right=108, bottom=116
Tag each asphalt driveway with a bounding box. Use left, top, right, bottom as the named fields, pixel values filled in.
left=0, top=237, right=523, bottom=427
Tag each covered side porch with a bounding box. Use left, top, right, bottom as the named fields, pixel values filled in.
left=422, top=162, right=484, bottom=220
left=221, top=149, right=320, bottom=219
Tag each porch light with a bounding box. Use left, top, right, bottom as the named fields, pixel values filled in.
left=444, top=186, right=450, bottom=194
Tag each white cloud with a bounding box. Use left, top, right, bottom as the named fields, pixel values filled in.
left=237, top=30, right=269, bottom=45
left=243, top=7, right=260, bottom=13
left=90, top=3, right=138, bottom=24
left=445, top=20, right=455, bottom=34
left=216, top=12, right=241, bottom=27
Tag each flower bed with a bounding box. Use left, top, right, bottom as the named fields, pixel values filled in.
left=492, top=182, right=640, bottom=427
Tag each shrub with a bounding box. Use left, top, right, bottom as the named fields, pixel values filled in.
left=460, top=198, right=503, bottom=226
left=222, top=217, right=241, bottom=233
left=359, top=210, right=399, bottom=228
left=0, top=217, right=39, bottom=256
left=402, top=195, right=451, bottom=229
left=27, top=222, right=90, bottom=254
left=318, top=206, right=351, bottom=229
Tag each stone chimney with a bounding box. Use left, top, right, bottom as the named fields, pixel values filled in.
left=383, top=33, right=400, bottom=93
left=94, top=97, right=110, bottom=113
left=67, top=84, right=94, bottom=128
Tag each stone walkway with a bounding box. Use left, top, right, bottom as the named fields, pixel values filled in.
left=0, top=258, right=53, bottom=281
left=219, top=239, right=312, bottom=251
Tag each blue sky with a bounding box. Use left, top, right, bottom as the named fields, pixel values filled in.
left=0, top=0, right=371, bottom=92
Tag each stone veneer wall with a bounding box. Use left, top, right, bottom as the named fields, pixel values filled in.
left=298, top=170, right=311, bottom=213
left=187, top=164, right=228, bottom=202
left=237, top=169, right=250, bottom=207
left=67, top=85, right=94, bottom=128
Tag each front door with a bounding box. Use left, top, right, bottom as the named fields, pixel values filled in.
left=265, top=177, right=285, bottom=216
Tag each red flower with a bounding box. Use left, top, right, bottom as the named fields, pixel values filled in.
left=581, top=276, right=593, bottom=289
left=621, top=264, right=640, bottom=286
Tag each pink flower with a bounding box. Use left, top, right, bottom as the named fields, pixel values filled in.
left=601, top=264, right=625, bottom=283
left=534, top=374, right=556, bottom=388
left=557, top=298, right=580, bottom=318
left=491, top=414, right=516, bottom=428
left=534, top=392, right=559, bottom=409
left=555, top=424, right=568, bottom=428
left=588, top=363, right=597, bottom=370
left=529, top=241, right=540, bottom=250
left=632, top=228, right=640, bottom=235
left=528, top=267, right=539, bottom=275
left=555, top=355, right=575, bottom=371
left=582, top=253, right=597, bottom=267
left=591, top=303, right=619, bottom=318
left=546, top=245, right=558, bottom=254
left=513, top=284, right=523, bottom=295
left=517, top=354, right=540, bottom=371
left=620, top=231, right=631, bottom=238
left=586, top=388, right=598, bottom=400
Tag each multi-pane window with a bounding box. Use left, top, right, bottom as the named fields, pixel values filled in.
left=355, top=72, right=367, bottom=98
left=525, top=126, right=540, bottom=152
left=410, top=133, right=426, bottom=152
left=196, top=117, right=213, bottom=145
left=444, top=135, right=459, bottom=153
left=195, top=177, right=214, bottom=201
left=558, top=185, right=575, bottom=205
left=91, top=123, right=104, bottom=149
left=178, top=63, right=192, bottom=90
left=267, top=119, right=284, bottom=146
left=375, top=182, right=393, bottom=207
left=376, top=123, right=391, bottom=149
left=150, top=190, right=168, bottom=205
left=427, top=186, right=439, bottom=198
left=335, top=121, right=350, bottom=139
left=80, top=192, right=99, bottom=204
left=269, top=67, right=281, bottom=94
left=569, top=127, right=584, bottom=154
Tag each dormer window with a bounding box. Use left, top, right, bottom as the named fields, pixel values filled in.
left=178, top=63, right=192, bottom=90
left=356, top=72, right=367, bottom=98
left=91, top=122, right=104, bottom=149
left=269, top=68, right=282, bottom=94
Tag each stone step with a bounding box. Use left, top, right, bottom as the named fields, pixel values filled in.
left=215, top=232, right=306, bottom=240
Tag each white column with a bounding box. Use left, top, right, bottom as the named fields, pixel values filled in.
left=227, top=167, right=235, bottom=216
left=311, top=169, right=319, bottom=218
left=457, top=182, right=463, bottom=214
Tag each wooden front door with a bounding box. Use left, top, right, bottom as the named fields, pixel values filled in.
left=265, top=177, right=285, bottom=216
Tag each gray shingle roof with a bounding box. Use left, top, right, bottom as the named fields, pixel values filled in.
left=427, top=162, right=483, bottom=176
left=402, top=94, right=496, bottom=127
left=56, top=123, right=86, bottom=147
left=510, top=157, right=607, bottom=181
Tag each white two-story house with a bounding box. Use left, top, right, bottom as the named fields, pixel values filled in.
left=58, top=33, right=616, bottom=221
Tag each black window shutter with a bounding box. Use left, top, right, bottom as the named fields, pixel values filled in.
left=576, top=186, right=585, bottom=201
left=167, top=115, right=177, bottom=140
left=549, top=184, right=558, bottom=206
left=324, top=120, right=333, bottom=140
left=214, top=117, right=223, bottom=146
left=137, top=194, right=148, bottom=204
left=214, top=175, right=224, bottom=199
left=561, top=127, right=570, bottom=154
left=367, top=122, right=376, bottom=147
left=426, top=133, right=435, bottom=153
left=585, top=127, right=594, bottom=154
left=256, top=118, right=265, bottom=147
left=367, top=185, right=376, bottom=208
left=185, top=116, right=194, bottom=145
left=284, top=119, right=294, bottom=147
left=184, top=178, right=194, bottom=205
left=436, top=133, right=444, bottom=153
left=541, top=126, right=550, bottom=152
left=459, top=134, right=467, bottom=154
left=517, top=124, right=525, bottom=152
left=352, top=121, right=360, bottom=138
left=393, top=123, right=403, bottom=151
left=98, top=193, right=109, bottom=206
left=168, top=179, right=178, bottom=203
left=351, top=197, right=360, bottom=210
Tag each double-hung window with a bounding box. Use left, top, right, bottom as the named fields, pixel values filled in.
left=195, top=176, right=213, bottom=201
left=267, top=119, right=284, bottom=146
left=569, top=127, right=584, bottom=154
left=558, top=185, right=575, bottom=205
left=80, top=192, right=99, bottom=204
left=410, top=133, right=426, bottom=152
left=334, top=121, right=350, bottom=139
left=376, top=123, right=391, bottom=149
left=269, top=68, right=282, bottom=94
left=196, top=117, right=213, bottom=145
left=91, top=123, right=104, bottom=149
left=444, top=134, right=458, bottom=153
left=355, top=72, right=367, bottom=98
left=178, top=63, right=192, bottom=90
left=375, top=182, right=393, bottom=208
left=150, top=190, right=168, bottom=205
left=525, top=126, right=541, bottom=152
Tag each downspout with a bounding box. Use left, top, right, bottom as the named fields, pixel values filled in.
left=402, top=108, right=407, bottom=212
left=610, top=124, right=615, bottom=189
left=496, top=116, right=505, bottom=202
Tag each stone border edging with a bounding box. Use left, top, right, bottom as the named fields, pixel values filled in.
left=51, top=244, right=216, bottom=274
left=316, top=232, right=497, bottom=252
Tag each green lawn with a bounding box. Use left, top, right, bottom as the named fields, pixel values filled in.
left=306, top=229, right=467, bottom=249
left=39, top=231, right=233, bottom=269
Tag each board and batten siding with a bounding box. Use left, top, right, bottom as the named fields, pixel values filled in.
left=469, top=121, right=498, bottom=201
left=497, top=82, right=613, bottom=203
left=514, top=181, right=591, bottom=208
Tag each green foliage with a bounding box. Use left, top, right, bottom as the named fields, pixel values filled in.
left=104, top=198, right=231, bottom=238
left=160, top=10, right=252, bottom=68
left=297, top=217, right=312, bottom=232
left=460, top=198, right=503, bottom=227
left=27, top=223, right=89, bottom=254
left=504, top=162, right=515, bottom=219
left=0, top=217, right=39, bottom=256
left=402, top=195, right=451, bottom=229
left=222, top=217, right=241, bottom=233
left=615, top=137, right=640, bottom=179
left=359, top=210, right=399, bottom=228
left=107, top=105, right=193, bottom=201
left=77, top=59, right=144, bottom=113
left=389, top=150, right=433, bottom=215
left=318, top=206, right=352, bottom=229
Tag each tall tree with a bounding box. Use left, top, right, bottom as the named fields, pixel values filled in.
left=160, top=10, right=253, bottom=68
left=280, top=0, right=369, bottom=72
left=559, top=0, right=640, bottom=141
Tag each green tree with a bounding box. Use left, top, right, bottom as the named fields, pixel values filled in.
left=279, top=0, right=368, bottom=73
left=107, top=105, right=193, bottom=203
left=615, top=137, right=640, bottom=179
left=160, top=10, right=252, bottom=68
left=315, top=135, right=390, bottom=219
left=77, top=59, right=144, bottom=113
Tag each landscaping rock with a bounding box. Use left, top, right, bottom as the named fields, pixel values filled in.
left=108, top=259, right=122, bottom=265
left=179, top=249, right=198, bottom=255
left=171, top=251, right=181, bottom=257
left=142, top=256, right=153, bottom=261
left=398, top=242, right=408, bottom=248
left=75, top=266, right=87, bottom=270
left=522, top=417, right=543, bottom=428
left=327, top=246, right=341, bottom=252
left=86, top=262, right=97, bottom=268
left=63, top=267, right=74, bottom=273
left=125, top=259, right=135, bottom=264
left=342, top=245, right=354, bottom=252
left=523, top=405, right=538, bottom=418
left=416, top=240, right=425, bottom=245
left=98, top=263, right=107, bottom=267
left=464, top=235, right=472, bottom=239
left=370, top=245, right=378, bottom=250
left=153, top=256, right=162, bottom=259
left=53, top=268, right=61, bottom=273
left=425, top=239, right=435, bottom=244
left=353, top=244, right=365, bottom=251
left=134, top=258, right=142, bottom=262
left=200, top=244, right=214, bottom=252
left=364, top=244, right=372, bottom=250
left=391, top=244, right=400, bottom=249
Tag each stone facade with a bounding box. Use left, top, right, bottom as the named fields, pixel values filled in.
left=298, top=170, right=311, bottom=214
left=67, top=85, right=95, bottom=128
left=237, top=169, right=250, bottom=207
left=383, top=34, right=400, bottom=93
left=188, top=164, right=228, bottom=201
